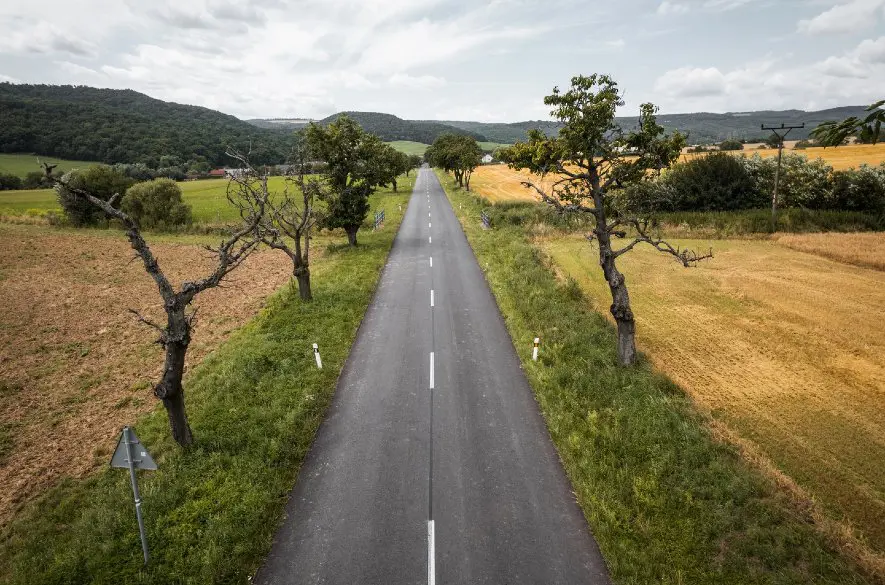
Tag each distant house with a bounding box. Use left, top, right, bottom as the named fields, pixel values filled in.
left=481, top=154, right=494, bottom=164
left=208, top=169, right=226, bottom=178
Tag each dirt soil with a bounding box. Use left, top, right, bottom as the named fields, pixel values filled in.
left=0, top=224, right=292, bottom=524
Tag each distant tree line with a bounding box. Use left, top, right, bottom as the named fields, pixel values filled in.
left=0, top=84, right=292, bottom=167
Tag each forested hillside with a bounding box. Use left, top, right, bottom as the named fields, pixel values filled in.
left=318, top=112, right=486, bottom=143
left=0, top=84, right=292, bottom=166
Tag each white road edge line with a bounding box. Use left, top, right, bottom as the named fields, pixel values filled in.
left=429, top=352, right=434, bottom=389
left=427, top=520, right=435, bottom=585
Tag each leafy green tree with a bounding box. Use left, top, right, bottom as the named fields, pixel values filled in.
left=56, top=165, right=135, bottom=226
left=812, top=99, right=884, bottom=146
left=425, top=134, right=482, bottom=190
left=121, top=178, right=193, bottom=230
left=376, top=144, right=410, bottom=192
left=499, top=74, right=709, bottom=366
left=407, top=154, right=423, bottom=176
left=306, top=114, right=386, bottom=246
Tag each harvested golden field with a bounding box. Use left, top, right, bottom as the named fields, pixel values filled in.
left=0, top=224, right=292, bottom=524
left=539, top=232, right=885, bottom=553
left=775, top=232, right=885, bottom=271
left=471, top=165, right=553, bottom=203
left=683, top=142, right=885, bottom=170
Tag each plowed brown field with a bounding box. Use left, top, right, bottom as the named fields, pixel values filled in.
left=540, top=233, right=885, bottom=553
left=0, top=224, right=291, bottom=524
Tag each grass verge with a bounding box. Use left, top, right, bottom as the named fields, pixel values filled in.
left=0, top=189, right=407, bottom=584
left=436, top=170, right=876, bottom=585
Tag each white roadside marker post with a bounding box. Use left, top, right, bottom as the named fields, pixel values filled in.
left=532, top=337, right=540, bottom=361
left=313, top=343, right=323, bottom=369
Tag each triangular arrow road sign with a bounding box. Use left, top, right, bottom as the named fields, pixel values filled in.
left=110, top=427, right=157, bottom=470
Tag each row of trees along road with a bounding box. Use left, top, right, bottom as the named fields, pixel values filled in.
left=425, top=133, right=483, bottom=191
left=45, top=114, right=417, bottom=446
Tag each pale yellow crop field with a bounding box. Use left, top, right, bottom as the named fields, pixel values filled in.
left=683, top=142, right=885, bottom=170
left=474, top=143, right=885, bottom=204
left=539, top=232, right=885, bottom=553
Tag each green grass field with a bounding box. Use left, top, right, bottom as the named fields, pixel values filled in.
left=0, top=154, right=97, bottom=179
left=0, top=176, right=416, bottom=224
left=477, top=141, right=510, bottom=152
left=0, top=187, right=408, bottom=584
left=438, top=170, right=874, bottom=584
left=385, top=140, right=428, bottom=156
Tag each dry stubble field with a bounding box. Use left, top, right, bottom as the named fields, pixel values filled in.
left=0, top=224, right=292, bottom=524
left=539, top=232, right=885, bottom=555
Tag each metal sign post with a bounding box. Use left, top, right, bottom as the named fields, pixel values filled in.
left=111, top=426, right=157, bottom=564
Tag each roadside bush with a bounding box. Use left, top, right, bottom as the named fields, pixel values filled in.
left=121, top=178, right=193, bottom=230
left=56, top=165, right=136, bottom=227
left=794, top=140, right=814, bottom=150
left=830, top=165, right=885, bottom=213
left=0, top=172, right=22, bottom=191
left=662, top=152, right=761, bottom=211
left=718, top=139, right=743, bottom=151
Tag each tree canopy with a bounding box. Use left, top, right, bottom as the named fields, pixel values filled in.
left=425, top=134, right=483, bottom=190
left=811, top=99, right=884, bottom=146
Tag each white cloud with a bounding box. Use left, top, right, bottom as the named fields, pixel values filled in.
left=389, top=73, right=446, bottom=89
left=657, top=1, right=689, bottom=15
left=798, top=0, right=885, bottom=35
left=654, top=66, right=728, bottom=97
left=0, top=73, right=21, bottom=83
left=0, top=21, right=96, bottom=56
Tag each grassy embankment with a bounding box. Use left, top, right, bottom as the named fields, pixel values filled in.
left=0, top=187, right=407, bottom=584
left=0, top=154, right=97, bottom=179
left=436, top=170, right=877, bottom=585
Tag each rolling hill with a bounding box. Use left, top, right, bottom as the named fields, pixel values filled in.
left=437, top=106, right=872, bottom=144
left=248, top=112, right=486, bottom=144
left=0, top=84, right=292, bottom=166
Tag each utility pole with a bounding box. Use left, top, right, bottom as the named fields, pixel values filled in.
left=761, top=122, right=804, bottom=230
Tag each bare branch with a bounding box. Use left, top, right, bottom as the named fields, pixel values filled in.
left=614, top=217, right=714, bottom=266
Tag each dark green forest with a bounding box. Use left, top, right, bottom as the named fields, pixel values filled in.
left=0, top=84, right=292, bottom=167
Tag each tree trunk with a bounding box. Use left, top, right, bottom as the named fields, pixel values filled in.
left=294, top=263, right=312, bottom=301
left=154, top=307, right=194, bottom=446
left=345, top=225, right=359, bottom=246
left=392, top=179, right=398, bottom=192
left=593, top=187, right=637, bottom=366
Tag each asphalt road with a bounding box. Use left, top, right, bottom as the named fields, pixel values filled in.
left=256, top=168, right=610, bottom=585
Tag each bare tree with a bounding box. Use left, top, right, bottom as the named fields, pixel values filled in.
left=42, top=159, right=269, bottom=446
left=238, top=142, right=322, bottom=301
left=499, top=75, right=712, bottom=366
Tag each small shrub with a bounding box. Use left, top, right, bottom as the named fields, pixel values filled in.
left=718, top=139, right=744, bottom=151
left=830, top=165, right=885, bottom=213
left=0, top=173, right=23, bottom=191
left=121, top=178, right=193, bottom=230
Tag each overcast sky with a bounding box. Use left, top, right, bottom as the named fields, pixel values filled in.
left=1, top=0, right=884, bottom=122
